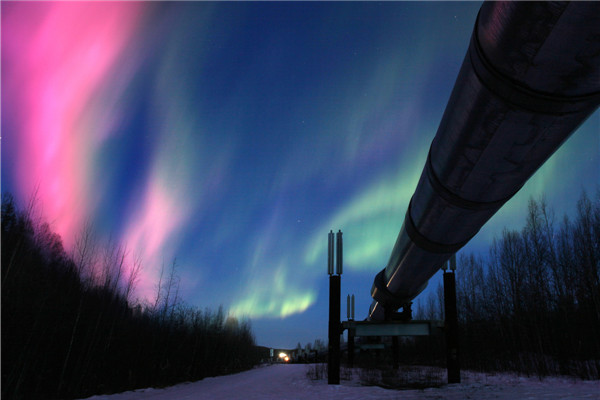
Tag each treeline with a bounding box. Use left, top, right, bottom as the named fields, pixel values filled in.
left=1, top=193, right=258, bottom=400
left=414, top=190, right=600, bottom=379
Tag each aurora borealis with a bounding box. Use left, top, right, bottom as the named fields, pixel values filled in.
left=2, top=2, right=598, bottom=348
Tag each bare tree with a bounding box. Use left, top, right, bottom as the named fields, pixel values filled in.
left=72, top=219, right=99, bottom=286
left=124, top=251, right=143, bottom=302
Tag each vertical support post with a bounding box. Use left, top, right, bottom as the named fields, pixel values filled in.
left=328, top=230, right=342, bottom=385
left=348, top=329, right=355, bottom=368
left=347, top=295, right=350, bottom=320
left=336, top=230, right=343, bottom=275
left=328, top=274, right=341, bottom=384
left=346, top=293, right=355, bottom=368
left=444, top=255, right=460, bottom=383
left=392, top=336, right=400, bottom=370
left=328, top=231, right=334, bottom=275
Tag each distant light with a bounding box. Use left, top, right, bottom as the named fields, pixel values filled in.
left=284, top=356, right=289, bottom=362
left=278, top=352, right=287, bottom=359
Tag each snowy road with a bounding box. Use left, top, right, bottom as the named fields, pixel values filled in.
left=83, top=364, right=599, bottom=400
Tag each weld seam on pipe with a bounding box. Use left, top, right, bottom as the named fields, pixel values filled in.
left=469, top=15, right=600, bottom=116
left=425, top=148, right=518, bottom=212
left=404, top=199, right=472, bottom=255
left=372, top=269, right=406, bottom=309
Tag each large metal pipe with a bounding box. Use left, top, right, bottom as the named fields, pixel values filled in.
left=369, top=1, right=600, bottom=320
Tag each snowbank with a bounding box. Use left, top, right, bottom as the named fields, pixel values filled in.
left=81, top=364, right=600, bottom=400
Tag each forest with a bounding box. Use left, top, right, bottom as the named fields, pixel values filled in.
left=3, top=188, right=599, bottom=399
left=1, top=193, right=258, bottom=400
left=410, top=190, right=600, bottom=379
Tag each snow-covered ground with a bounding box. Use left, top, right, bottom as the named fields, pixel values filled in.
left=82, top=364, right=599, bottom=400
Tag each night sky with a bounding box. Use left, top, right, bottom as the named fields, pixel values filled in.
left=2, top=1, right=598, bottom=349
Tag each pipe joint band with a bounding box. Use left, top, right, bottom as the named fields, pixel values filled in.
left=470, top=14, right=600, bottom=116
left=372, top=269, right=406, bottom=310
left=425, top=149, right=512, bottom=212
left=405, top=199, right=472, bottom=254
